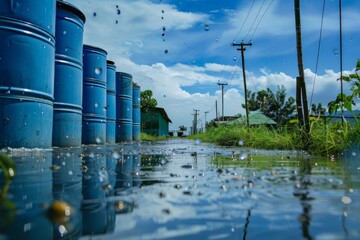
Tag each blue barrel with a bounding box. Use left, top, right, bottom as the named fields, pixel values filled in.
left=53, top=1, right=85, bottom=147
left=0, top=0, right=56, bottom=35
left=132, top=84, right=141, bottom=141
left=116, top=72, right=133, bottom=142
left=0, top=17, right=55, bottom=148
left=82, top=45, right=107, bottom=144
left=106, top=60, right=116, bottom=144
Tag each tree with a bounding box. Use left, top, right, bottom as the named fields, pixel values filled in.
left=328, top=60, right=360, bottom=114
left=140, top=90, right=157, bottom=112
left=310, top=103, right=326, bottom=116
left=242, top=85, right=296, bottom=125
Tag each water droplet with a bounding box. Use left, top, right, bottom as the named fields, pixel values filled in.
left=115, top=20, right=118, bottom=24
left=341, top=196, right=352, bottom=204
left=233, top=56, right=237, bottom=61
left=95, top=137, right=102, bottom=144
left=94, top=102, right=99, bottom=108
left=333, top=48, right=339, bottom=56
left=95, top=67, right=102, bottom=75
left=112, top=151, right=121, bottom=159
left=351, top=152, right=357, bottom=157
left=161, top=10, right=164, bottom=13
left=117, top=9, right=121, bottom=15
left=164, top=49, right=168, bottom=54
left=58, top=225, right=68, bottom=237
left=63, top=30, right=67, bottom=35
left=3, top=117, right=10, bottom=124
left=68, top=170, right=73, bottom=176
left=162, top=26, right=166, bottom=31
left=5, top=90, right=10, bottom=94
left=204, top=24, right=210, bottom=31
left=36, top=130, right=40, bottom=136
left=93, top=12, right=97, bottom=17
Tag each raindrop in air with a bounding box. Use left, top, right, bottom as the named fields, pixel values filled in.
left=233, top=56, right=237, bottom=61
left=93, top=12, right=97, bottom=17
left=95, top=137, right=102, bottom=144
left=164, top=49, right=168, bottom=54
left=204, top=24, right=210, bottom=31
left=117, top=9, right=121, bottom=15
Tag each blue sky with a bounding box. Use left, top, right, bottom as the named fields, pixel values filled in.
left=67, top=0, right=360, bottom=131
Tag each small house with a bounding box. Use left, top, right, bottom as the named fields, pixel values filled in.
left=141, top=107, right=172, bottom=136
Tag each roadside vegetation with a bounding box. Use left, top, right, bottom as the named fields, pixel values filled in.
left=191, top=60, right=360, bottom=156
left=190, top=120, right=360, bottom=156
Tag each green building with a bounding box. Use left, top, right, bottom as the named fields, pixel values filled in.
left=141, top=107, right=172, bottom=136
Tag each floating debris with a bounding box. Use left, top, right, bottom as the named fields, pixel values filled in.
left=47, top=201, right=72, bottom=224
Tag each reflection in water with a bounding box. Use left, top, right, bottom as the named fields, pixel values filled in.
left=81, top=149, right=115, bottom=236
left=0, top=151, right=53, bottom=240
left=52, top=148, right=83, bottom=239
left=0, top=140, right=359, bottom=239
left=293, top=157, right=313, bottom=240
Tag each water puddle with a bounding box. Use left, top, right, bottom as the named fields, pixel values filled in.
left=0, top=139, right=359, bottom=239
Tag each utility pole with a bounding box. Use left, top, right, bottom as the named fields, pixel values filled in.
left=215, top=101, right=218, bottom=122
left=217, top=81, right=228, bottom=121
left=294, top=0, right=310, bottom=136
left=192, top=109, right=199, bottom=134
left=339, top=0, right=344, bottom=124
left=232, top=40, right=252, bottom=128
left=204, top=111, right=209, bottom=131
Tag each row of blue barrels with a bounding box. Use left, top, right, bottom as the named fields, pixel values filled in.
left=0, top=0, right=141, bottom=148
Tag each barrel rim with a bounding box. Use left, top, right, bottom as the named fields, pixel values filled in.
left=107, top=60, right=116, bottom=66
left=57, top=0, right=86, bottom=23
left=116, top=72, right=133, bottom=79
left=0, top=16, right=55, bottom=44
left=55, top=54, right=83, bottom=68
left=83, top=44, right=108, bottom=55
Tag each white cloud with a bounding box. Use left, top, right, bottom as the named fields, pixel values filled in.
left=63, top=0, right=359, bottom=132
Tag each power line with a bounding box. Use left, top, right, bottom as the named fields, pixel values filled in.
left=250, top=0, right=275, bottom=40
left=234, top=0, right=256, bottom=41
left=244, top=0, right=266, bottom=41
left=309, top=0, right=326, bottom=107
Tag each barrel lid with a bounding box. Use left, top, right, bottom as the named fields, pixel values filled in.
left=116, top=72, right=133, bottom=79
left=107, top=60, right=116, bottom=66
left=57, top=0, right=86, bottom=23
left=83, top=44, right=108, bottom=55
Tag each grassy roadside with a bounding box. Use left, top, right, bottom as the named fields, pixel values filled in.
left=189, top=119, right=360, bottom=156
left=140, top=132, right=168, bottom=141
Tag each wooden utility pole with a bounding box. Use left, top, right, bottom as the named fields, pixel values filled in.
left=217, top=81, right=228, bottom=121
left=192, top=109, right=199, bottom=134
left=294, top=0, right=310, bottom=134
left=232, top=41, right=252, bottom=128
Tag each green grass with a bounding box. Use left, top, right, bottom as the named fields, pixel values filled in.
left=140, top=132, right=168, bottom=141
left=190, top=120, right=360, bottom=156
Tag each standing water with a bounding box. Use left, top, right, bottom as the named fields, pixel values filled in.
left=0, top=138, right=359, bottom=239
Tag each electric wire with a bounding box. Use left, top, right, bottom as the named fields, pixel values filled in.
left=244, top=0, right=266, bottom=41
left=309, top=0, right=326, bottom=108
left=234, top=0, right=256, bottom=41
left=249, top=0, right=275, bottom=41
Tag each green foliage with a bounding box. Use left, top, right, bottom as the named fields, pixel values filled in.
left=140, top=90, right=158, bottom=112
left=178, top=125, right=187, bottom=131
left=243, top=85, right=296, bottom=125
left=328, top=60, right=360, bottom=114
left=192, top=119, right=360, bottom=156
left=140, top=132, right=167, bottom=141
left=0, top=153, right=16, bottom=197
